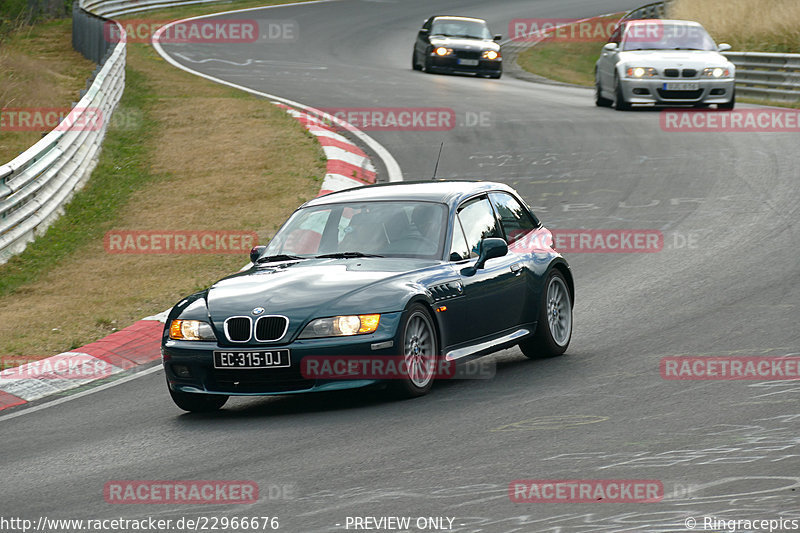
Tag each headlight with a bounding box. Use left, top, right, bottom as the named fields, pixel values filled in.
left=299, top=314, right=381, bottom=338
left=702, top=67, right=731, bottom=78
left=626, top=67, right=657, bottom=78
left=434, top=47, right=453, bottom=56
left=169, top=320, right=216, bottom=341
left=482, top=50, right=500, bottom=60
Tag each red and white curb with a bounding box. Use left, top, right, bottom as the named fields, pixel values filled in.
left=0, top=103, right=377, bottom=413
left=276, top=103, right=376, bottom=195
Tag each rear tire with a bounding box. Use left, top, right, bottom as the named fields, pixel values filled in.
left=519, top=269, right=572, bottom=359
left=614, top=75, right=631, bottom=111
left=168, top=385, right=228, bottom=413
left=391, top=304, right=438, bottom=398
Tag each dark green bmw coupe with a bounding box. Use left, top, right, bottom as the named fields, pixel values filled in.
left=162, top=181, right=573, bottom=412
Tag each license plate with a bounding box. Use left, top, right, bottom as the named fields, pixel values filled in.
left=458, top=59, right=479, bottom=66
left=663, top=82, right=699, bottom=91
left=214, top=350, right=290, bottom=369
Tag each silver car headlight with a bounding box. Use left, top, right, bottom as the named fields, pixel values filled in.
left=626, top=67, right=658, bottom=78
left=702, top=67, right=732, bottom=78
left=169, top=320, right=217, bottom=341
left=299, top=314, right=381, bottom=338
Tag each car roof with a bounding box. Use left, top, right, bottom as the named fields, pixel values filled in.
left=431, top=16, right=487, bottom=24
left=302, top=180, right=516, bottom=209
left=625, top=19, right=703, bottom=27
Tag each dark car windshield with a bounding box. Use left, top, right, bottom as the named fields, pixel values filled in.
left=264, top=201, right=448, bottom=260
left=431, top=18, right=492, bottom=40
left=622, top=22, right=716, bottom=51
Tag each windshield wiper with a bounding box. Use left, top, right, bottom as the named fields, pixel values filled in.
left=315, top=252, right=383, bottom=259
left=256, top=254, right=306, bottom=263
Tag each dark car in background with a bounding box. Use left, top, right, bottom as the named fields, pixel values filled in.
left=162, top=181, right=573, bottom=412
left=412, top=16, right=503, bottom=78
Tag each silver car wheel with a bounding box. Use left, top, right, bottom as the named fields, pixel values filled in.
left=547, top=276, right=572, bottom=347
left=404, top=310, right=435, bottom=388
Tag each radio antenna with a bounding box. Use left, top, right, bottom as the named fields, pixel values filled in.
left=432, top=141, right=444, bottom=180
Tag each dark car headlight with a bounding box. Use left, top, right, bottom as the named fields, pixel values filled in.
left=299, top=314, right=381, bottom=339
left=482, top=50, right=500, bottom=60
left=433, top=47, right=453, bottom=56
left=169, top=319, right=217, bottom=341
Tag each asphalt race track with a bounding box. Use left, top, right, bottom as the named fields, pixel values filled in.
left=2, top=1, right=799, bottom=532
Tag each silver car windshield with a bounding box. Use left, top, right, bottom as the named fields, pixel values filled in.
left=622, top=22, right=717, bottom=51
left=265, top=201, right=448, bottom=259
left=431, top=19, right=492, bottom=40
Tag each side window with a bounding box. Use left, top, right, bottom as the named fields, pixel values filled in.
left=489, top=192, right=538, bottom=249
left=449, top=218, right=470, bottom=261
left=456, top=196, right=502, bottom=258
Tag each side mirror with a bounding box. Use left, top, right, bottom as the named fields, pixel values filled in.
left=493, top=34, right=502, bottom=42
left=717, top=43, right=731, bottom=52
left=419, top=28, right=429, bottom=34
left=250, top=245, right=266, bottom=264
left=603, top=42, right=618, bottom=51
left=461, top=238, right=508, bottom=276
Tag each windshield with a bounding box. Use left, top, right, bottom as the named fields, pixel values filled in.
left=622, top=22, right=716, bottom=51
left=431, top=18, right=492, bottom=40
left=264, top=201, right=448, bottom=259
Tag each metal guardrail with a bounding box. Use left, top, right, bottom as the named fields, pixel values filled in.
left=0, top=0, right=235, bottom=264
left=723, top=51, right=800, bottom=103
left=621, top=1, right=671, bottom=21
left=85, top=0, right=231, bottom=18
left=0, top=12, right=125, bottom=264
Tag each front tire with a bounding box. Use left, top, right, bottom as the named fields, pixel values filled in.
left=595, top=71, right=612, bottom=107
left=168, top=385, right=228, bottom=413
left=519, top=269, right=573, bottom=359
left=412, top=50, right=422, bottom=71
left=391, top=304, right=438, bottom=398
left=718, top=89, right=735, bottom=110
left=614, top=74, right=631, bottom=111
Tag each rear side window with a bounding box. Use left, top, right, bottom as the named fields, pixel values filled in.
left=456, top=196, right=502, bottom=258
left=489, top=192, right=538, bottom=248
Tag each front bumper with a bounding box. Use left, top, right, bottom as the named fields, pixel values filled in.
left=162, top=312, right=402, bottom=396
left=428, top=54, right=502, bottom=75
left=619, top=77, right=735, bottom=104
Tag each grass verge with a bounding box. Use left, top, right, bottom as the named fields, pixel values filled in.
left=0, top=18, right=96, bottom=163
left=516, top=15, right=622, bottom=87
left=0, top=0, right=325, bottom=356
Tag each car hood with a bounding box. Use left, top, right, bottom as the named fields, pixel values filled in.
left=430, top=36, right=499, bottom=52
left=618, top=50, right=732, bottom=68
left=203, top=258, right=440, bottom=341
